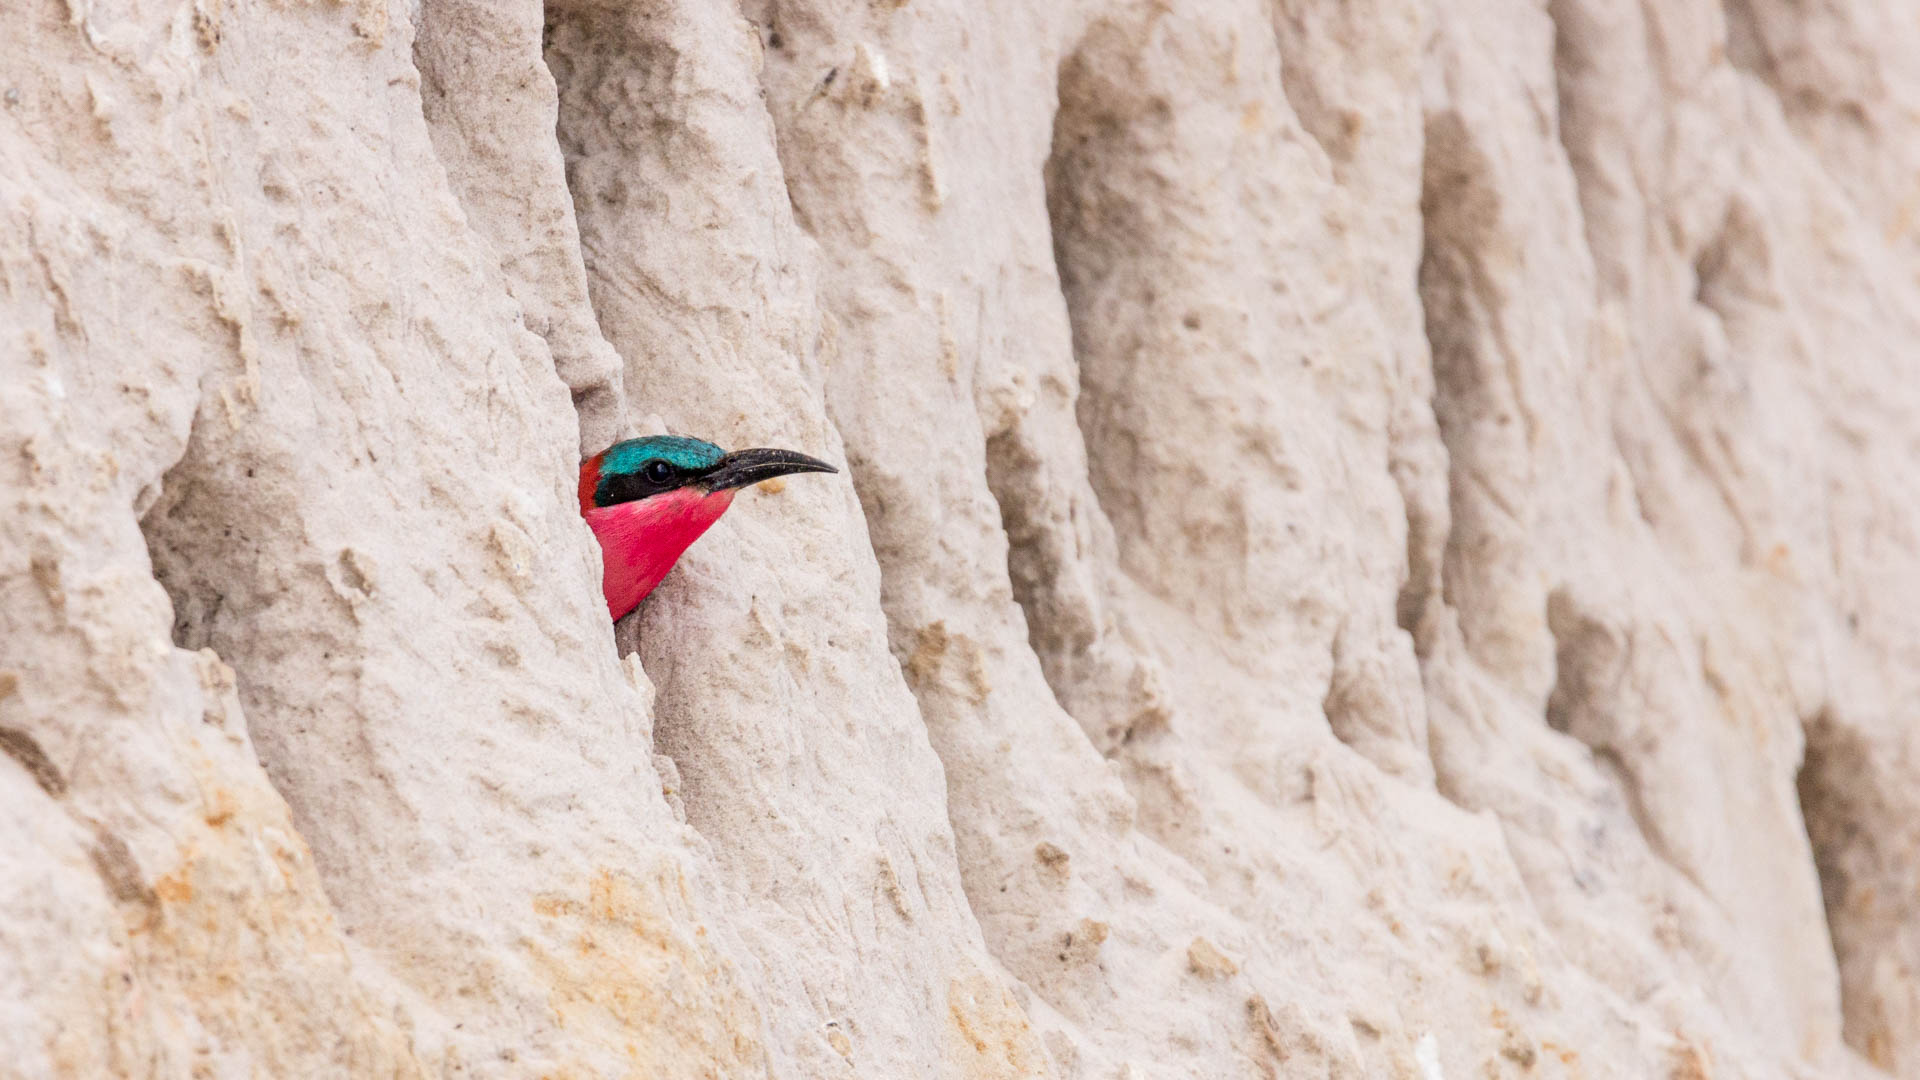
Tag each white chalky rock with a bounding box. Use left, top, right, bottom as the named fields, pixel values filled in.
left=3, top=0, right=1916, bottom=1076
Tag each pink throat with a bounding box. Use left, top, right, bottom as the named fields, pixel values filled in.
left=584, top=487, right=737, bottom=619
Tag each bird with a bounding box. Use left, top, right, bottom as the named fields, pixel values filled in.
left=579, top=434, right=838, bottom=620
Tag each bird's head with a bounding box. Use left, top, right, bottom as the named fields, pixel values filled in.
left=579, top=435, right=837, bottom=513
left=579, top=435, right=838, bottom=619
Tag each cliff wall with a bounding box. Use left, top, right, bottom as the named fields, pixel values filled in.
left=4, top=0, right=1918, bottom=1076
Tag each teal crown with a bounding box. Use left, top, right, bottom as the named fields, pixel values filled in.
left=601, top=435, right=726, bottom=475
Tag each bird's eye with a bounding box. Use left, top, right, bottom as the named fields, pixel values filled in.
left=642, top=460, right=675, bottom=485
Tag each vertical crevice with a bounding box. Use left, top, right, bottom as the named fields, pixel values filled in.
left=411, top=0, right=630, bottom=454
left=976, top=12, right=1181, bottom=761
left=983, top=425, right=1168, bottom=757
left=1041, top=14, right=1171, bottom=610
left=1796, top=708, right=1916, bottom=1074
left=1415, top=104, right=1556, bottom=703
left=540, top=0, right=698, bottom=823
left=1719, top=0, right=1768, bottom=83
left=1541, top=589, right=1716, bottom=900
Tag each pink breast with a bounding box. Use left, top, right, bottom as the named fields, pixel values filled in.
left=584, top=487, right=737, bottom=619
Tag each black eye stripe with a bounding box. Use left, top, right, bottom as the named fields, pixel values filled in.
left=594, top=458, right=694, bottom=507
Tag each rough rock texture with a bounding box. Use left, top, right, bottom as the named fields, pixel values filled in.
left=4, top=0, right=1918, bottom=1075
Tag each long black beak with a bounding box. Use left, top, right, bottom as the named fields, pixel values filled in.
left=702, top=447, right=839, bottom=492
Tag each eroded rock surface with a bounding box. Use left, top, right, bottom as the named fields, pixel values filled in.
left=3, top=0, right=1916, bottom=1076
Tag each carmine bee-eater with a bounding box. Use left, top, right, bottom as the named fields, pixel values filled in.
left=579, top=435, right=838, bottom=620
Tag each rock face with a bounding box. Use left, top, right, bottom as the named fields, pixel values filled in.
left=4, top=0, right=1917, bottom=1075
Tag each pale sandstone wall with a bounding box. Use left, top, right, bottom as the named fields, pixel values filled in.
left=3, top=0, right=1917, bottom=1076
